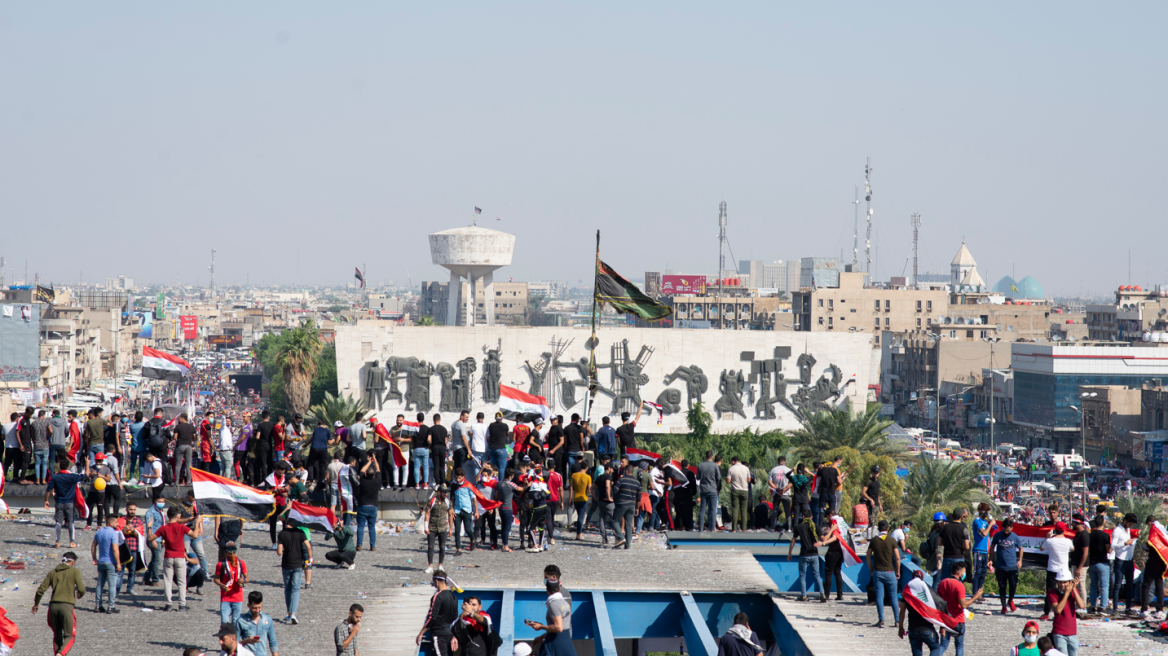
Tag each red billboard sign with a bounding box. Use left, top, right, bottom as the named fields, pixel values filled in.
left=179, top=315, right=198, bottom=340
left=661, top=275, right=706, bottom=295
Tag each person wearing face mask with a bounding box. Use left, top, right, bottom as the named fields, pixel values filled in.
left=526, top=577, right=576, bottom=656
left=542, top=565, right=572, bottom=638
left=144, top=497, right=168, bottom=586
left=971, top=503, right=994, bottom=596
left=1008, top=621, right=1042, bottom=656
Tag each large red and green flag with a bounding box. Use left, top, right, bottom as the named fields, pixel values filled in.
left=595, top=261, right=672, bottom=321
left=192, top=469, right=276, bottom=521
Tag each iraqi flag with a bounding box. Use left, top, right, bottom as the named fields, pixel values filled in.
left=1148, top=522, right=1168, bottom=568
left=903, top=576, right=962, bottom=635
left=287, top=501, right=338, bottom=534
left=626, top=447, right=660, bottom=465
left=192, top=469, right=276, bottom=521
left=74, top=484, right=89, bottom=520
left=400, top=420, right=420, bottom=437
left=354, top=267, right=365, bottom=288
left=498, top=385, right=550, bottom=421
left=0, top=606, right=18, bottom=656
left=388, top=441, right=408, bottom=469
left=830, top=515, right=863, bottom=567
left=663, top=460, right=690, bottom=486
left=337, top=465, right=356, bottom=514
left=142, top=346, right=191, bottom=382
left=460, top=480, right=501, bottom=512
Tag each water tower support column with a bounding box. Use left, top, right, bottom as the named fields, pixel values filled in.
left=447, top=270, right=460, bottom=327
left=483, top=271, right=495, bottom=326
left=466, top=274, right=476, bottom=327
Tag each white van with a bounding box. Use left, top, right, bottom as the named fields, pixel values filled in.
left=942, top=440, right=962, bottom=450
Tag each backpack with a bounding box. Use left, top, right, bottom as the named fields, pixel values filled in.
left=146, top=420, right=167, bottom=450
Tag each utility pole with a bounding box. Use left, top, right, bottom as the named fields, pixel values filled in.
left=911, top=213, right=921, bottom=286
left=852, top=187, right=861, bottom=270
left=717, top=201, right=727, bottom=326
left=209, top=248, right=217, bottom=292
left=864, top=158, right=874, bottom=286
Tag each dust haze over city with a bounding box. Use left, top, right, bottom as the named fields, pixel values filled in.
left=8, top=6, right=1168, bottom=656
left=2, top=4, right=1167, bottom=295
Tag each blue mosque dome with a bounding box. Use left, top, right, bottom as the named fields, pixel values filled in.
left=993, top=275, right=1045, bottom=299
left=993, top=276, right=1016, bottom=295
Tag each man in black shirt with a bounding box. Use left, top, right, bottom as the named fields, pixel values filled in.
left=898, top=572, right=941, bottom=654
left=545, top=417, right=565, bottom=480
left=174, top=415, right=197, bottom=486
left=486, top=412, right=510, bottom=480
left=276, top=523, right=311, bottom=624
left=615, top=405, right=642, bottom=458
left=1071, top=516, right=1091, bottom=605
left=939, top=508, right=971, bottom=582
left=1087, top=515, right=1112, bottom=613
left=417, top=570, right=459, bottom=656
left=787, top=518, right=825, bottom=602
left=429, top=414, right=449, bottom=490
left=563, top=413, right=591, bottom=477
left=451, top=595, right=493, bottom=656
left=253, top=411, right=275, bottom=486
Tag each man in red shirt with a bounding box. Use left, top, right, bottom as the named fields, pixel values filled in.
left=544, top=459, right=563, bottom=546
left=199, top=411, right=215, bottom=472
left=1046, top=568, right=1084, bottom=656
left=152, top=506, right=199, bottom=610
left=214, top=541, right=249, bottom=624
left=936, top=560, right=984, bottom=656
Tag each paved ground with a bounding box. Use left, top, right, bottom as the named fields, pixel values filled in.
left=0, top=512, right=772, bottom=656
left=776, top=590, right=1168, bottom=656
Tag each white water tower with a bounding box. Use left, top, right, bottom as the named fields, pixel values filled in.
left=429, top=225, right=516, bottom=326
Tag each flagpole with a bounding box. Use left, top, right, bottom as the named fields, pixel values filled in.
left=584, top=230, right=601, bottom=424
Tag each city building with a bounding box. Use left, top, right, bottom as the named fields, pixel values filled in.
left=1011, top=342, right=1168, bottom=454
left=666, top=294, right=784, bottom=330
left=882, top=330, right=1000, bottom=431
left=799, top=257, right=840, bottom=289
left=1086, top=285, right=1168, bottom=342
left=1078, top=385, right=1143, bottom=466
left=791, top=271, right=948, bottom=343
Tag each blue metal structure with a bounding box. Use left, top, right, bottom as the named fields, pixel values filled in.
left=419, top=590, right=786, bottom=656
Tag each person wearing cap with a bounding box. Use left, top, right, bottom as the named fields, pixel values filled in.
left=527, top=575, right=576, bottom=656
left=214, top=541, right=249, bottom=624
left=33, top=551, right=86, bottom=656
left=513, top=642, right=533, bottom=656
left=860, top=465, right=882, bottom=523
left=1040, top=521, right=1075, bottom=617
left=417, top=570, right=458, bottom=656
left=1047, top=568, right=1084, bottom=656
left=1009, top=621, right=1042, bottom=656
left=307, top=419, right=332, bottom=486
left=215, top=620, right=255, bottom=656
left=1110, top=512, right=1137, bottom=616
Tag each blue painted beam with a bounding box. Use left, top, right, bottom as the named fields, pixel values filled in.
left=679, top=592, right=718, bottom=656
left=591, top=591, right=619, bottom=656
left=500, top=590, right=515, bottom=656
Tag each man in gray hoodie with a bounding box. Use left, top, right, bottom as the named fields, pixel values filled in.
left=48, top=410, right=70, bottom=467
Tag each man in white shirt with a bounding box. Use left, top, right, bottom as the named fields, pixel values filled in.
left=890, top=519, right=912, bottom=554
left=218, top=418, right=236, bottom=480
left=1111, top=513, right=1138, bottom=615
left=467, top=412, right=489, bottom=484
left=1040, top=522, right=1075, bottom=621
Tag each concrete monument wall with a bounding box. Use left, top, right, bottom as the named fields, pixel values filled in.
left=336, top=323, right=874, bottom=433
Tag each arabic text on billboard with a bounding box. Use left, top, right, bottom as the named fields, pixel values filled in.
left=661, top=275, right=706, bottom=295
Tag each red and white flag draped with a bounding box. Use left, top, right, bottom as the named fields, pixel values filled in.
left=902, top=576, right=962, bottom=635
left=830, top=515, right=863, bottom=568
left=0, top=606, right=19, bottom=656
left=460, top=480, right=501, bottom=512
left=498, top=384, right=551, bottom=421
left=626, top=447, right=660, bottom=465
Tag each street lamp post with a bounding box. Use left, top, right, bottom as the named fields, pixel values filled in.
left=983, top=337, right=1000, bottom=498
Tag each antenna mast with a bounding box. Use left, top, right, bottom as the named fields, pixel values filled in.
left=852, top=186, right=861, bottom=269
left=864, top=158, right=873, bottom=285
left=717, top=201, right=727, bottom=303
left=209, top=248, right=217, bottom=292
left=911, top=213, right=921, bottom=287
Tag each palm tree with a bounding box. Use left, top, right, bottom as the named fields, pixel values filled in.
left=790, top=405, right=902, bottom=461
left=307, top=392, right=365, bottom=431
left=276, top=318, right=324, bottom=416
left=1112, top=493, right=1163, bottom=523
left=902, top=456, right=994, bottom=513
left=416, top=315, right=437, bottom=326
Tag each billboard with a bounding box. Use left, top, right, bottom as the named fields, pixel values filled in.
left=208, top=334, right=243, bottom=347
left=180, top=315, right=198, bottom=340
left=126, top=311, right=154, bottom=338
left=0, top=303, right=41, bottom=383
left=661, top=275, right=706, bottom=295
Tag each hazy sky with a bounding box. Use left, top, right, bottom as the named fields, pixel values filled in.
left=2, top=4, right=1165, bottom=296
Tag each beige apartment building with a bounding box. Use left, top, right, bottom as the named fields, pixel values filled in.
left=421, top=280, right=529, bottom=325
left=792, top=272, right=948, bottom=344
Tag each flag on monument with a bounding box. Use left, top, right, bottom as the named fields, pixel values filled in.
left=474, top=206, right=482, bottom=214
left=192, top=469, right=276, bottom=521
left=595, top=261, right=673, bottom=321
left=0, top=606, right=19, bottom=656
left=287, top=501, right=338, bottom=533
left=354, top=267, right=365, bottom=288
left=1010, top=283, right=1020, bottom=293
left=498, top=385, right=550, bottom=421
left=142, top=346, right=190, bottom=382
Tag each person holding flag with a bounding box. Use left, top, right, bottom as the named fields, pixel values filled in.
left=935, top=561, right=984, bottom=655
left=0, top=605, right=19, bottom=656
left=819, top=516, right=862, bottom=602
left=897, top=570, right=953, bottom=656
